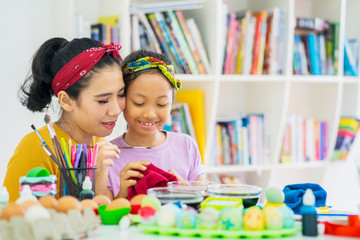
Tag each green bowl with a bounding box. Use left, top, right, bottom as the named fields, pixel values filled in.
left=98, top=204, right=131, bottom=225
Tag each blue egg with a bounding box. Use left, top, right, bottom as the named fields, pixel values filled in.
left=278, top=205, right=295, bottom=228
left=218, top=207, right=243, bottom=230
left=176, top=208, right=197, bottom=229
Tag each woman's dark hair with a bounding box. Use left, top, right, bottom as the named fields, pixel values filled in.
left=19, top=37, right=121, bottom=112
left=121, top=49, right=172, bottom=93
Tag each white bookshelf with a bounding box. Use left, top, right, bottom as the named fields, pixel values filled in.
left=60, top=0, right=360, bottom=209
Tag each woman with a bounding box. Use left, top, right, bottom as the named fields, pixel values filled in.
left=3, top=37, right=137, bottom=202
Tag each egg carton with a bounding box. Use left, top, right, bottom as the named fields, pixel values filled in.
left=140, top=223, right=300, bottom=239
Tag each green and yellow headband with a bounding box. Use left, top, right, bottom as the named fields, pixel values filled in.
left=122, top=56, right=182, bottom=90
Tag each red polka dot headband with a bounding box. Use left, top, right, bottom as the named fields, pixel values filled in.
left=51, top=42, right=122, bottom=97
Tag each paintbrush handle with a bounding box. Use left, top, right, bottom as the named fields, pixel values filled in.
left=117, top=146, right=151, bottom=149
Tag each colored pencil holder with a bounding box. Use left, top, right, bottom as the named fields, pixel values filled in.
left=59, top=166, right=97, bottom=199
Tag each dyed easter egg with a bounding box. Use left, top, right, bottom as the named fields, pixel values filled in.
left=218, top=207, right=243, bottom=230
left=263, top=206, right=283, bottom=230
left=266, top=187, right=285, bottom=204
left=278, top=205, right=295, bottom=228
left=176, top=207, right=197, bottom=229
left=141, top=195, right=161, bottom=211
left=157, top=207, right=177, bottom=228
left=139, top=206, right=157, bottom=225
left=196, top=207, right=219, bottom=230
left=243, top=206, right=264, bottom=231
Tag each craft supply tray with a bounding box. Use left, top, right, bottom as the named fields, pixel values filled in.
left=139, top=224, right=300, bottom=239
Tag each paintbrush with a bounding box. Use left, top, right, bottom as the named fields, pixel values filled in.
left=44, top=114, right=67, bottom=168
left=117, top=146, right=152, bottom=149
left=76, top=145, right=152, bottom=149
left=40, top=142, right=61, bottom=168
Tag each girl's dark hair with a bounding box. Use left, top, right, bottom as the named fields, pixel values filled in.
left=19, top=37, right=121, bottom=112
left=121, top=49, right=172, bottom=93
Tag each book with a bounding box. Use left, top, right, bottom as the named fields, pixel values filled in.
left=98, top=15, right=121, bottom=44
left=250, top=11, right=268, bottom=75
left=186, top=18, right=212, bottom=74
left=235, top=10, right=251, bottom=74
left=175, top=90, right=206, bottom=162
left=146, top=13, right=182, bottom=73
left=136, top=12, right=162, bottom=53
left=163, top=103, right=196, bottom=141
left=154, top=12, right=189, bottom=74
left=307, top=33, right=321, bottom=75
left=175, top=10, right=207, bottom=74
left=334, top=117, right=360, bottom=160
left=163, top=11, right=195, bottom=74
left=344, top=38, right=359, bottom=76
left=223, top=12, right=237, bottom=74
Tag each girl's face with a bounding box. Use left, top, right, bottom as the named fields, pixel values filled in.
left=71, top=65, right=125, bottom=141
left=124, top=71, right=173, bottom=140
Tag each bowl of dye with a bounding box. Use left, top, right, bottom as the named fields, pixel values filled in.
left=207, top=184, right=262, bottom=208
left=147, top=187, right=204, bottom=209
left=97, top=204, right=131, bottom=225
left=167, top=180, right=216, bottom=196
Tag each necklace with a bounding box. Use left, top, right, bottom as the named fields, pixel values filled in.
left=56, top=121, right=75, bottom=140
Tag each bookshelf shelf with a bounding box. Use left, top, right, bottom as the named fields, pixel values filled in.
left=65, top=0, right=360, bottom=197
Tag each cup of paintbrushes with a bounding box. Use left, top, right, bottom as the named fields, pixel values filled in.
left=58, top=166, right=97, bottom=199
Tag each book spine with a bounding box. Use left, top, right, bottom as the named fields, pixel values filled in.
left=166, top=11, right=199, bottom=74
left=175, top=10, right=206, bottom=74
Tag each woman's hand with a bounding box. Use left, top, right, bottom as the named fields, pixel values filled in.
left=95, top=141, right=119, bottom=195
left=117, top=161, right=151, bottom=199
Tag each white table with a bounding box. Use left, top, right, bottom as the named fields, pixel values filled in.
left=87, top=224, right=358, bottom=240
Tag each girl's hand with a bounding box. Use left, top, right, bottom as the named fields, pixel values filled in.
left=168, top=169, right=185, bottom=182
left=95, top=141, right=119, bottom=195
left=117, top=161, right=151, bottom=198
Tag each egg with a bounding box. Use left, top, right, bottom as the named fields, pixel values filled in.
left=141, top=195, right=161, bottom=211
left=56, top=196, right=82, bottom=213
left=80, top=199, right=98, bottom=210
left=130, top=194, right=147, bottom=205
left=39, top=195, right=58, bottom=209
left=243, top=206, right=264, bottom=231
left=129, top=194, right=147, bottom=214
left=24, top=205, right=51, bottom=222
left=93, top=195, right=111, bottom=206
left=106, top=198, right=131, bottom=210
left=0, top=202, right=25, bottom=221
left=20, top=199, right=40, bottom=210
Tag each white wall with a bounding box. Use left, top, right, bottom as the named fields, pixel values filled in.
left=0, top=0, right=63, bottom=185
left=0, top=0, right=127, bottom=186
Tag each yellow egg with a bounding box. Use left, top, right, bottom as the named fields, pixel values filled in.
left=106, top=198, right=131, bottom=210
left=0, top=203, right=25, bottom=221
left=39, top=195, right=58, bottom=209
left=56, top=196, right=82, bottom=213
left=93, top=195, right=111, bottom=206
left=243, top=206, right=264, bottom=231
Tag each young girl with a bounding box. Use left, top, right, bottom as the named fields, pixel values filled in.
left=3, top=37, right=134, bottom=202
left=106, top=50, right=207, bottom=199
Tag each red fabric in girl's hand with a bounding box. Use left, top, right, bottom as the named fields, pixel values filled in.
left=127, top=163, right=177, bottom=200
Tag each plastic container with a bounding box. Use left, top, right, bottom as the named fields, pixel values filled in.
left=147, top=187, right=204, bottom=209
left=167, top=180, right=216, bottom=196
left=98, top=204, right=131, bottom=225
left=207, top=184, right=262, bottom=208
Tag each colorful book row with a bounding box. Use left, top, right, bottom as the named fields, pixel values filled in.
left=131, top=10, right=211, bottom=74
left=221, top=7, right=286, bottom=75
left=213, top=114, right=267, bottom=166
left=280, top=115, right=327, bottom=163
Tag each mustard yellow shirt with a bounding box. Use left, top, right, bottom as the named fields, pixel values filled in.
left=3, top=124, right=105, bottom=202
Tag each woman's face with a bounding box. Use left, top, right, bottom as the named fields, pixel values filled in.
left=124, top=71, right=173, bottom=139
left=71, top=65, right=125, bottom=140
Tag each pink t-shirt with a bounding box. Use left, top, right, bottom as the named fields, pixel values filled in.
left=108, top=131, right=206, bottom=198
